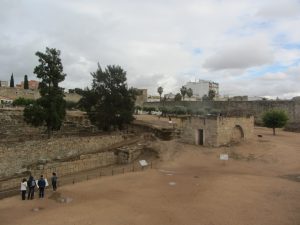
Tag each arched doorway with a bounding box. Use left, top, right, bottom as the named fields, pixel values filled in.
left=231, top=125, right=244, bottom=143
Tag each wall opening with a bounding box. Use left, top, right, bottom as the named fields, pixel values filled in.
left=231, top=125, right=244, bottom=143
left=198, top=129, right=204, bottom=145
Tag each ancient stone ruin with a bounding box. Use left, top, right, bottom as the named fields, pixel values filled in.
left=180, top=115, right=254, bottom=147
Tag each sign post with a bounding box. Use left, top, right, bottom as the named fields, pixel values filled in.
left=139, top=160, right=148, bottom=170
left=220, top=154, right=229, bottom=165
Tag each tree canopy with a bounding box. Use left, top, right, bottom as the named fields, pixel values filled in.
left=24, top=47, right=66, bottom=138
left=157, top=86, right=163, bottom=101
left=186, top=88, right=193, bottom=98
left=180, top=86, right=187, bottom=100
left=262, top=110, right=288, bottom=135
left=79, top=63, right=136, bottom=131
left=174, top=93, right=182, bottom=101
left=208, top=89, right=216, bottom=100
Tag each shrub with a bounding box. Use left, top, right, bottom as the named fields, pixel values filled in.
left=13, top=97, right=36, bottom=106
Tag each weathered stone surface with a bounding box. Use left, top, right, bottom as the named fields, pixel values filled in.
left=0, top=134, right=125, bottom=178
left=180, top=115, right=254, bottom=147
left=144, top=100, right=300, bottom=124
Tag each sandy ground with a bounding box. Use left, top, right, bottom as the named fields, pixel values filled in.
left=1, top=124, right=300, bottom=225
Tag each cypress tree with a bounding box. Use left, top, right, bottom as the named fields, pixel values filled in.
left=10, top=73, right=14, bottom=87
left=24, top=75, right=29, bottom=89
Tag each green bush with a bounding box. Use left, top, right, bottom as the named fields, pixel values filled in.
left=13, top=97, right=36, bottom=106
left=262, top=110, right=288, bottom=135
left=66, top=101, right=78, bottom=110
left=195, top=110, right=205, bottom=116
left=143, top=106, right=156, bottom=115
left=172, top=106, right=187, bottom=115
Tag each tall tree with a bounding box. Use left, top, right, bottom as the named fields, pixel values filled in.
left=10, top=73, right=14, bottom=87
left=180, top=86, right=187, bottom=100
left=174, top=93, right=182, bottom=101
left=24, top=47, right=66, bottom=138
left=186, top=88, right=193, bottom=98
left=80, top=63, right=136, bottom=131
left=24, top=75, right=29, bottom=89
left=157, top=86, right=163, bottom=101
left=208, top=89, right=216, bottom=100
left=262, top=110, right=288, bottom=135
left=202, top=94, right=209, bottom=101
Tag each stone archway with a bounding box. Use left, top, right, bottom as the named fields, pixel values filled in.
left=231, top=125, right=244, bottom=143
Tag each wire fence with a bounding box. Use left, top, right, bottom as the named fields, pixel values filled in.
left=0, top=159, right=158, bottom=200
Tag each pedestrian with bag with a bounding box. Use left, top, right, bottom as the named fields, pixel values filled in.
left=27, top=175, right=36, bottom=200
left=20, top=178, right=27, bottom=200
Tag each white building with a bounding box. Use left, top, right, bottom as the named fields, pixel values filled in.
left=0, top=95, right=13, bottom=105
left=184, top=79, right=219, bottom=98
left=0, top=81, right=8, bottom=87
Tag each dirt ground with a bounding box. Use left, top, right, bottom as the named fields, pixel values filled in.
left=1, top=118, right=300, bottom=225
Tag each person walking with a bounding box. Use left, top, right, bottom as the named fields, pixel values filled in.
left=27, top=175, right=36, bottom=200
left=38, top=175, right=46, bottom=198
left=20, top=178, right=27, bottom=200
left=51, top=172, right=57, bottom=191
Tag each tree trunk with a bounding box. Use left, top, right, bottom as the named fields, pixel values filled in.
left=273, top=127, right=276, bottom=135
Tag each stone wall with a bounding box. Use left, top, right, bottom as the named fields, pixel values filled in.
left=144, top=100, right=300, bottom=124
left=216, top=116, right=254, bottom=146
left=0, top=151, right=117, bottom=191
left=180, top=116, right=254, bottom=147
left=0, top=87, right=38, bottom=100
left=0, top=87, right=81, bottom=102
left=180, top=117, right=218, bottom=146
left=0, top=134, right=125, bottom=179
left=29, top=151, right=117, bottom=181
left=0, top=108, right=93, bottom=142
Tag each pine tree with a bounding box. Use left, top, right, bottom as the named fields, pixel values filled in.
left=24, top=47, right=66, bottom=138
left=79, top=63, right=136, bottom=131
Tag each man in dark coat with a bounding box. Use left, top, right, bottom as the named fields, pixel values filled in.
left=27, top=175, right=35, bottom=200
left=37, top=175, right=46, bottom=198
left=51, top=172, right=58, bottom=191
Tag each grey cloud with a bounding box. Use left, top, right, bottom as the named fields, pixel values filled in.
left=203, top=37, right=274, bottom=71
left=257, top=0, right=300, bottom=19
left=0, top=0, right=299, bottom=98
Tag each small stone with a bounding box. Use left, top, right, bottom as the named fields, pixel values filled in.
left=169, top=182, right=176, bottom=186
left=37, top=159, right=47, bottom=164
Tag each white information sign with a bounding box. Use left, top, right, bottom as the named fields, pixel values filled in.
left=139, top=160, right=148, bottom=167
left=220, top=154, right=229, bottom=161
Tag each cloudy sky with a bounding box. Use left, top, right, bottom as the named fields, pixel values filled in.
left=1, top=0, right=300, bottom=98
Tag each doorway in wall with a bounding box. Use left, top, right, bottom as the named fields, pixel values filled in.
left=231, top=125, right=244, bottom=143
left=198, top=129, right=204, bottom=145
